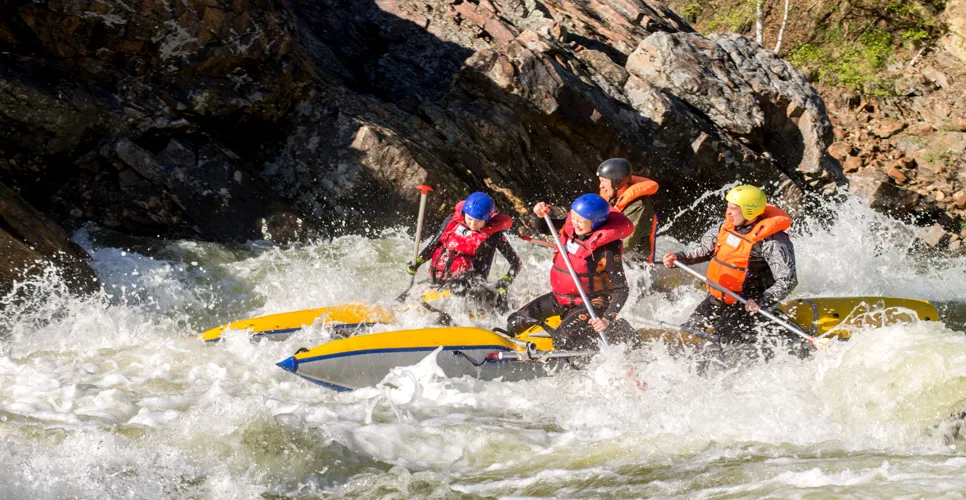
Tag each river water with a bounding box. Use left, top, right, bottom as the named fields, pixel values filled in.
left=2, top=195, right=966, bottom=498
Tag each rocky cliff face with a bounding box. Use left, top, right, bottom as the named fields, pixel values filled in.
left=0, top=0, right=840, bottom=293
left=664, top=0, right=966, bottom=253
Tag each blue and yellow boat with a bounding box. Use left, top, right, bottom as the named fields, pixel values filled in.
left=198, top=296, right=939, bottom=391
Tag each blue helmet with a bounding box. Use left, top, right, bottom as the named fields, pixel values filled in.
left=462, top=192, right=495, bottom=221
left=571, top=193, right=610, bottom=230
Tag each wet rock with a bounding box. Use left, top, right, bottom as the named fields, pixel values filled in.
left=259, top=211, right=310, bottom=245
left=0, top=0, right=841, bottom=255
left=0, top=181, right=97, bottom=302
left=849, top=167, right=920, bottom=215
left=919, top=224, right=947, bottom=247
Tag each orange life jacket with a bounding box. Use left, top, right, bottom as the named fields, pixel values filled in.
left=430, top=201, right=513, bottom=284
left=603, top=176, right=659, bottom=263
left=611, top=176, right=659, bottom=212
left=549, top=209, right=634, bottom=306
left=706, top=205, right=792, bottom=304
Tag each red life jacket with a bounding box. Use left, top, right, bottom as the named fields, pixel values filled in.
left=549, top=209, right=634, bottom=306
left=430, top=200, right=513, bottom=284
left=706, top=205, right=792, bottom=304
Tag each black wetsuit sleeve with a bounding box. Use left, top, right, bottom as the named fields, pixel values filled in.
left=533, top=216, right=566, bottom=235
left=417, top=215, right=452, bottom=263
left=472, top=232, right=522, bottom=280
left=495, top=233, right=522, bottom=279
left=600, top=242, right=629, bottom=319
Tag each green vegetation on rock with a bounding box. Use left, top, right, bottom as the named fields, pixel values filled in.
left=787, top=1, right=945, bottom=95
left=672, top=0, right=949, bottom=97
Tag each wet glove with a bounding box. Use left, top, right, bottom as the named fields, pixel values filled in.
left=495, top=274, right=513, bottom=298
left=494, top=275, right=512, bottom=313
left=406, top=257, right=424, bottom=276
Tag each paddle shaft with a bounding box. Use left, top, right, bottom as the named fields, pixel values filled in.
left=410, top=189, right=430, bottom=264
left=398, top=185, right=433, bottom=301
left=519, top=234, right=555, bottom=248
left=639, top=317, right=718, bottom=341
left=672, top=261, right=819, bottom=347
left=542, top=214, right=609, bottom=346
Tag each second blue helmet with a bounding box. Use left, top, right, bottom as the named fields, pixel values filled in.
left=462, top=192, right=495, bottom=221
left=571, top=194, right=610, bottom=230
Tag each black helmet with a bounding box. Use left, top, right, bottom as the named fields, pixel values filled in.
left=596, top=158, right=632, bottom=183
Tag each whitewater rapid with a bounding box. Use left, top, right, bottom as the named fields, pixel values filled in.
left=2, top=195, right=966, bottom=498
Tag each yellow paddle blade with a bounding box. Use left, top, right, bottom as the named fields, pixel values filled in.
left=780, top=297, right=938, bottom=339
left=419, top=289, right=453, bottom=303
left=198, top=302, right=395, bottom=342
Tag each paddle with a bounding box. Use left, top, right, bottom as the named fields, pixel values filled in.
left=542, top=214, right=610, bottom=346
left=519, top=233, right=555, bottom=248
left=671, top=261, right=822, bottom=349
left=639, top=317, right=719, bottom=342
left=397, top=184, right=434, bottom=302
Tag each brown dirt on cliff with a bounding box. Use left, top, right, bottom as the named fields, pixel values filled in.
left=667, top=0, right=966, bottom=252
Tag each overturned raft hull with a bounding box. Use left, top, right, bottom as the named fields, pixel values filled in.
left=274, top=326, right=580, bottom=391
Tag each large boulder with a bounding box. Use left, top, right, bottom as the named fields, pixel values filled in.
left=0, top=181, right=97, bottom=303
left=944, top=0, right=966, bottom=64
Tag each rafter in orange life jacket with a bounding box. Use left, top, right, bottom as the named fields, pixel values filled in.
left=430, top=201, right=512, bottom=284
left=706, top=205, right=792, bottom=304
left=603, top=175, right=659, bottom=263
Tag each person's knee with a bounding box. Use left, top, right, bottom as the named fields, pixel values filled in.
left=507, top=312, right=536, bottom=336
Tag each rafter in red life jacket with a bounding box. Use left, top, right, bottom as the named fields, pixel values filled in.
left=549, top=208, right=633, bottom=306
left=430, top=200, right=512, bottom=284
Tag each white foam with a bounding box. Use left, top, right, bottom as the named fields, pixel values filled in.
left=1, top=196, right=965, bottom=497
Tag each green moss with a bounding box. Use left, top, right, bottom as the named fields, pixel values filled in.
left=782, top=0, right=949, bottom=96
left=704, top=0, right=757, bottom=33
left=682, top=0, right=703, bottom=24
left=785, top=24, right=897, bottom=95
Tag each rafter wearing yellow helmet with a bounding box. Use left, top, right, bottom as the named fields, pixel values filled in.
left=662, top=184, right=801, bottom=353
left=725, top=185, right=767, bottom=220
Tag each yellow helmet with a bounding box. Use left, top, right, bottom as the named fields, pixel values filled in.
left=725, top=185, right=767, bottom=219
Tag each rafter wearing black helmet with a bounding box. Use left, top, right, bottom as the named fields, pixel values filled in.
left=596, top=158, right=660, bottom=263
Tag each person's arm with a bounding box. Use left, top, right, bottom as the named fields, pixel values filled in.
left=416, top=215, right=451, bottom=263
left=675, top=224, right=720, bottom=265
left=533, top=216, right=566, bottom=235
left=620, top=199, right=648, bottom=251
left=600, top=244, right=629, bottom=318
left=758, top=233, right=798, bottom=308
left=494, top=233, right=522, bottom=279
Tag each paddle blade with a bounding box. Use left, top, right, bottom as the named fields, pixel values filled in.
left=780, top=296, right=938, bottom=339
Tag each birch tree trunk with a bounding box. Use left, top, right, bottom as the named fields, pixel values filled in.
left=774, top=0, right=791, bottom=53
left=755, top=0, right=764, bottom=45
